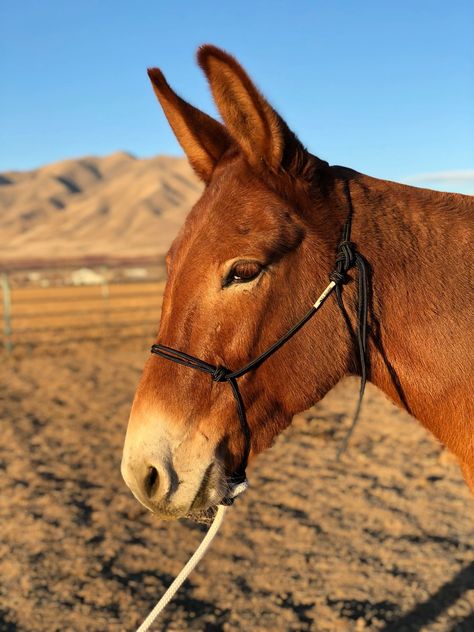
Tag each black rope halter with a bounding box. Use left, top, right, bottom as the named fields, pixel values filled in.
left=151, top=180, right=369, bottom=491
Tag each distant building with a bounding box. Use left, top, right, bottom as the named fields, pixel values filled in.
left=71, top=268, right=105, bottom=286
left=124, top=267, right=148, bottom=280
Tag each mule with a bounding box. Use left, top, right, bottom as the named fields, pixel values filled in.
left=122, top=45, right=474, bottom=519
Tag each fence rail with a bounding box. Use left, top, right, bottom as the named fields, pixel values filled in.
left=0, top=269, right=165, bottom=351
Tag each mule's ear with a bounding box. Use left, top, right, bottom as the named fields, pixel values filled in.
left=147, top=68, right=232, bottom=183
left=197, top=45, right=318, bottom=178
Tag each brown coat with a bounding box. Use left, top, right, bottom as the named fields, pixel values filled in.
left=123, top=45, right=474, bottom=512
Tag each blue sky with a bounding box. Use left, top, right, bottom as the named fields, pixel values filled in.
left=1, top=1, right=473, bottom=191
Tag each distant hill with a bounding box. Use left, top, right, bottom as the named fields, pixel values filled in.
left=2, top=153, right=471, bottom=270
left=0, top=152, right=202, bottom=266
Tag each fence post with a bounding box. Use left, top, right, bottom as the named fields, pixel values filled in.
left=100, top=266, right=110, bottom=337
left=1, top=272, right=13, bottom=353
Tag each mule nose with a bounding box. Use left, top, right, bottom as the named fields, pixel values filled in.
left=143, top=466, right=160, bottom=499
left=121, top=457, right=171, bottom=505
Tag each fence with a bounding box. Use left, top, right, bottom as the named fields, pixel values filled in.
left=0, top=267, right=166, bottom=352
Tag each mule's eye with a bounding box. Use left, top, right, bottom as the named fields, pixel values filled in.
left=225, top=260, right=263, bottom=286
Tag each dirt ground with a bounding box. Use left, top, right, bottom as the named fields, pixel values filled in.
left=0, top=342, right=473, bottom=632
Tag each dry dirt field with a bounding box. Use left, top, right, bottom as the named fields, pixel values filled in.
left=0, top=341, right=473, bottom=632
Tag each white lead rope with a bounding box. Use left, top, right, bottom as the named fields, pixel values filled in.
left=135, top=481, right=248, bottom=632
left=135, top=505, right=228, bottom=632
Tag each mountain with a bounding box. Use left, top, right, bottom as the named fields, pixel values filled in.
left=0, top=152, right=202, bottom=266
left=2, top=153, right=471, bottom=269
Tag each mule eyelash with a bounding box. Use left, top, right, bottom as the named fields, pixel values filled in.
left=222, top=260, right=264, bottom=288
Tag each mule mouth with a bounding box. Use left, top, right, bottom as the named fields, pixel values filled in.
left=185, top=477, right=249, bottom=524
left=188, top=462, right=217, bottom=512
left=134, top=471, right=248, bottom=523
left=128, top=463, right=228, bottom=521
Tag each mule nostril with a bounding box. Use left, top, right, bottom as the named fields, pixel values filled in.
left=144, top=466, right=159, bottom=498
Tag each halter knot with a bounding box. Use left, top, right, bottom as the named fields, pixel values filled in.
left=336, top=239, right=356, bottom=271
left=328, top=270, right=346, bottom=285
left=329, top=239, right=356, bottom=285
left=211, top=366, right=230, bottom=383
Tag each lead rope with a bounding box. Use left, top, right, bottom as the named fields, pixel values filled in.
left=135, top=505, right=228, bottom=632
left=134, top=480, right=249, bottom=631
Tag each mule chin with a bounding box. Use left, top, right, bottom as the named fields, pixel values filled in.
left=153, top=506, right=219, bottom=524
left=139, top=502, right=219, bottom=525
left=185, top=505, right=220, bottom=525
left=130, top=493, right=219, bottom=522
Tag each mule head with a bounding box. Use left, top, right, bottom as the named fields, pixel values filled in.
left=122, top=46, right=351, bottom=519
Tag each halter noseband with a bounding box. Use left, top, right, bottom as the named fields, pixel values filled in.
left=151, top=181, right=369, bottom=497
